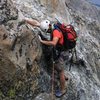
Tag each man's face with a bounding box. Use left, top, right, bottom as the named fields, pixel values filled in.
left=47, top=24, right=52, bottom=33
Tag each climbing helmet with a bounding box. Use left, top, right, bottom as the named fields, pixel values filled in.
left=40, top=20, right=51, bottom=32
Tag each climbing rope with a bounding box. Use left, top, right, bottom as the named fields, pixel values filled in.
left=51, top=47, right=55, bottom=100
left=51, top=61, right=55, bottom=100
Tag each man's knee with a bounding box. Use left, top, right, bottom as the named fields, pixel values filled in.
left=55, top=66, right=63, bottom=73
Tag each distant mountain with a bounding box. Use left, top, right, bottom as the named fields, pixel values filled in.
left=95, top=4, right=100, bottom=7
left=88, top=0, right=100, bottom=7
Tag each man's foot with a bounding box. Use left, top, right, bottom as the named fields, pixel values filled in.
left=55, top=88, right=66, bottom=98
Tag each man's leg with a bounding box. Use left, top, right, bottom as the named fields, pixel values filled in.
left=54, top=63, right=66, bottom=93
left=59, top=69, right=66, bottom=93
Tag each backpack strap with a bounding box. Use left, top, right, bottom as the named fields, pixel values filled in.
left=66, top=27, right=77, bottom=41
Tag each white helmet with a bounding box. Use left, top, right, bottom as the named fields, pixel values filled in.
left=40, top=20, right=50, bottom=32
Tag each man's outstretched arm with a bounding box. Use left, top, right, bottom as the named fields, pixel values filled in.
left=25, top=18, right=40, bottom=27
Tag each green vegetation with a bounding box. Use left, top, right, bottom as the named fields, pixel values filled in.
left=8, top=88, right=15, bottom=99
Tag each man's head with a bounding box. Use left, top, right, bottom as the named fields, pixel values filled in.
left=40, top=20, right=52, bottom=33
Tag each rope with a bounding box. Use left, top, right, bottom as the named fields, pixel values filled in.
left=51, top=61, right=55, bottom=100
left=51, top=47, right=55, bottom=100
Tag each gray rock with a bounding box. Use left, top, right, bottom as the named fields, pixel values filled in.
left=0, top=0, right=18, bottom=24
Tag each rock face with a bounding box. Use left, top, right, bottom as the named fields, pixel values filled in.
left=0, top=0, right=46, bottom=99
left=0, top=0, right=100, bottom=100
left=0, top=53, right=16, bottom=81
left=0, top=0, right=18, bottom=24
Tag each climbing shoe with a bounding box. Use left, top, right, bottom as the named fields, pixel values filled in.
left=55, top=89, right=66, bottom=98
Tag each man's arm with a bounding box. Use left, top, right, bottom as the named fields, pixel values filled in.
left=40, top=37, right=59, bottom=46
left=25, top=18, right=40, bottom=27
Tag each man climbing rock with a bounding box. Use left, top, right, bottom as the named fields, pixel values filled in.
left=22, top=18, right=68, bottom=97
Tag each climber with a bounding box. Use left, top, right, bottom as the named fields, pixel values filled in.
left=22, top=18, right=68, bottom=97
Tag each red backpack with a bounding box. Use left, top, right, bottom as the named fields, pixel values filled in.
left=54, top=23, right=77, bottom=50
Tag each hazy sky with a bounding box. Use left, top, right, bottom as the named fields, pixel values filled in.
left=91, top=0, right=100, bottom=4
